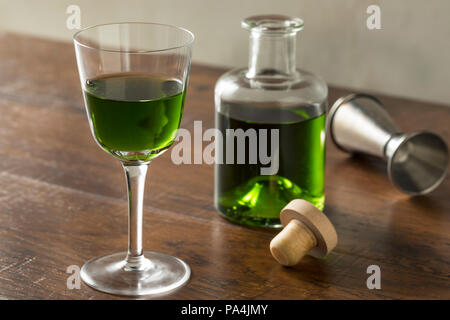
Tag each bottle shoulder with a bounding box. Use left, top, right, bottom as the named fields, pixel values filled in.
left=215, top=67, right=328, bottom=106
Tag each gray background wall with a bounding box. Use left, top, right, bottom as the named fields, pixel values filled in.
left=1, top=0, right=449, bottom=105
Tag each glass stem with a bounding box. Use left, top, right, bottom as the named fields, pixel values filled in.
left=122, top=162, right=150, bottom=271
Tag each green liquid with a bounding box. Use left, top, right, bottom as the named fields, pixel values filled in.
left=215, top=111, right=326, bottom=227
left=83, top=73, right=185, bottom=162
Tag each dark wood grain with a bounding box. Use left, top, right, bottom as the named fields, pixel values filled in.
left=0, top=32, right=448, bottom=300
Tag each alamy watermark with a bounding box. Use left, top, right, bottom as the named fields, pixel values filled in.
left=171, top=121, right=279, bottom=175
left=366, top=265, right=381, bottom=289
left=367, top=5, right=381, bottom=30
left=66, top=265, right=81, bottom=290
left=66, top=5, right=81, bottom=30
left=66, top=263, right=382, bottom=290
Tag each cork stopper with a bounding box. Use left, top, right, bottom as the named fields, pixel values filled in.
left=270, top=199, right=338, bottom=266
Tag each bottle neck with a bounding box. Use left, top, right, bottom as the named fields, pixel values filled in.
left=247, top=31, right=297, bottom=78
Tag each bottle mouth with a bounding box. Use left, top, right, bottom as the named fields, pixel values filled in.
left=242, top=14, right=304, bottom=34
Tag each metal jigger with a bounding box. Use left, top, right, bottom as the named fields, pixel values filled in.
left=328, top=93, right=449, bottom=195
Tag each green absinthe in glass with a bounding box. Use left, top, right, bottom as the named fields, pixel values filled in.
left=215, top=107, right=326, bottom=228
left=83, top=73, right=186, bottom=162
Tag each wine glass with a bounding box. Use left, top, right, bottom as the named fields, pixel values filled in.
left=73, top=22, right=194, bottom=296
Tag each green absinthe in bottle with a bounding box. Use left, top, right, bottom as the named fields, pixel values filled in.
left=83, top=73, right=185, bottom=162
left=214, top=15, right=328, bottom=227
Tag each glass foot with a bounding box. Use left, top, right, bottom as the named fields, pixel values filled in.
left=80, top=251, right=190, bottom=297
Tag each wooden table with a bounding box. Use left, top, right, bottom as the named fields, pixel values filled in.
left=0, top=33, right=448, bottom=300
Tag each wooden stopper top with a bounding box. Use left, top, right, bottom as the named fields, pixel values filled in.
left=270, top=199, right=338, bottom=266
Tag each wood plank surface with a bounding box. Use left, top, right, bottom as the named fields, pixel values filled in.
left=0, top=32, right=448, bottom=299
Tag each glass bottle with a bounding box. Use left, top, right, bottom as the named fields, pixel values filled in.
left=214, top=15, right=328, bottom=227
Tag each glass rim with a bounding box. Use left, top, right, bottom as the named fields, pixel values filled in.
left=242, top=15, right=304, bottom=34
left=73, top=22, right=195, bottom=54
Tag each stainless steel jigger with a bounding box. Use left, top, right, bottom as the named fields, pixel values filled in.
left=328, top=93, right=449, bottom=195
